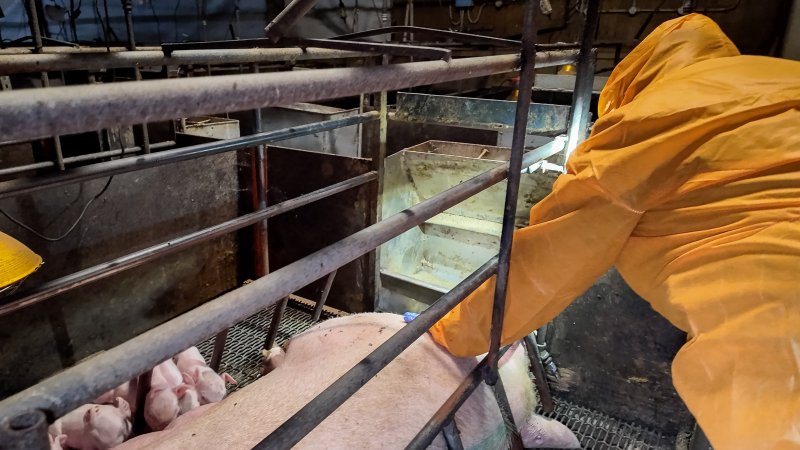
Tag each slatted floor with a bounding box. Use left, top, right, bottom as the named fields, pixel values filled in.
left=196, top=300, right=680, bottom=449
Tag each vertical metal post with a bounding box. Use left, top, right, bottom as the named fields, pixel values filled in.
left=372, top=90, right=389, bottom=306
left=484, top=0, right=538, bottom=385
left=563, top=0, right=600, bottom=162
left=264, top=297, right=288, bottom=350
left=0, top=410, right=49, bottom=450
left=215, top=63, right=272, bottom=368
left=311, top=269, right=337, bottom=322
left=24, top=0, right=43, bottom=53
left=27, top=0, right=66, bottom=171
left=132, top=370, right=151, bottom=434
left=492, top=377, right=524, bottom=449
left=442, top=420, right=465, bottom=450
left=522, top=335, right=555, bottom=413
left=121, top=0, right=151, bottom=154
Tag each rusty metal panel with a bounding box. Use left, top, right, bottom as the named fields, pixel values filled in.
left=266, top=146, right=373, bottom=313
left=394, top=92, right=570, bottom=136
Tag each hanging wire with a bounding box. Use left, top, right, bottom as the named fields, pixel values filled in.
left=0, top=131, right=125, bottom=242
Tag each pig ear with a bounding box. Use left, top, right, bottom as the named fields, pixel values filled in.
left=221, top=373, right=236, bottom=385
left=114, top=397, right=132, bottom=419
left=181, top=372, right=195, bottom=386
left=175, top=383, right=189, bottom=399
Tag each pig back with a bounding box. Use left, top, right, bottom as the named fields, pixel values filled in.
left=127, top=313, right=516, bottom=449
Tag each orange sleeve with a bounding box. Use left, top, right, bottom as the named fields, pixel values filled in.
left=429, top=161, right=641, bottom=357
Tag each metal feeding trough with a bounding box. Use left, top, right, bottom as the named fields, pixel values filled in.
left=377, top=140, right=559, bottom=313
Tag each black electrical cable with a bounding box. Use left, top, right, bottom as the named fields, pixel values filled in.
left=0, top=132, right=125, bottom=242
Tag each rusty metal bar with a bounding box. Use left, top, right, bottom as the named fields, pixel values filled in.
left=0, top=51, right=579, bottom=143
left=0, top=141, right=175, bottom=177
left=132, top=371, right=151, bottom=434
left=0, top=113, right=377, bottom=200
left=0, top=171, right=377, bottom=317
left=311, top=269, right=337, bottom=322
left=485, top=0, right=539, bottom=386
left=522, top=335, right=554, bottom=413
left=442, top=420, right=465, bottom=450
left=264, top=297, right=289, bottom=350
left=213, top=63, right=272, bottom=372
left=161, top=37, right=452, bottom=61
left=263, top=0, right=319, bottom=43
left=24, top=0, right=44, bottom=53
left=0, top=48, right=371, bottom=75
left=0, top=143, right=554, bottom=424
left=564, top=0, right=600, bottom=161
left=405, top=346, right=511, bottom=450
left=491, top=377, right=524, bottom=449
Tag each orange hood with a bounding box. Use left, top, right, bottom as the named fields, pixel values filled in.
left=598, top=13, right=740, bottom=117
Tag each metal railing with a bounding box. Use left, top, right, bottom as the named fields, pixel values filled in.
left=0, top=0, right=599, bottom=447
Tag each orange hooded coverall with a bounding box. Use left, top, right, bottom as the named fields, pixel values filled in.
left=429, top=14, right=800, bottom=450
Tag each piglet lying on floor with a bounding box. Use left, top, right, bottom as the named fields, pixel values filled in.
left=114, top=313, right=579, bottom=449
left=144, top=359, right=202, bottom=431
left=49, top=397, right=132, bottom=450
left=174, top=347, right=236, bottom=404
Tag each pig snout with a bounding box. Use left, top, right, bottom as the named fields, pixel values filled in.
left=521, top=415, right=581, bottom=449
left=193, top=367, right=235, bottom=404
left=176, top=383, right=201, bottom=414
left=144, top=389, right=180, bottom=431
left=82, top=401, right=132, bottom=450
left=260, top=346, right=285, bottom=374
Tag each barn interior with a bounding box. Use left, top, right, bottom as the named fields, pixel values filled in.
left=0, top=1, right=797, bottom=449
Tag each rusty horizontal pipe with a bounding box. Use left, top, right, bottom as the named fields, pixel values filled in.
left=0, top=48, right=371, bottom=75
left=0, top=144, right=556, bottom=425
left=0, top=51, right=578, bottom=143
left=0, top=141, right=175, bottom=177
left=0, top=113, right=378, bottom=200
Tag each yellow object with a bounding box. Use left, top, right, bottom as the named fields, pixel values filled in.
left=0, top=231, right=42, bottom=288
left=557, top=64, right=576, bottom=75
left=430, top=14, right=800, bottom=450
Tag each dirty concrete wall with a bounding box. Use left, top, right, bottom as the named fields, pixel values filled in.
left=0, top=152, right=241, bottom=399
left=546, top=268, right=695, bottom=435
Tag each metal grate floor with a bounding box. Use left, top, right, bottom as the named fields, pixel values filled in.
left=537, top=400, right=676, bottom=450
left=196, top=298, right=342, bottom=392
left=195, top=302, right=678, bottom=449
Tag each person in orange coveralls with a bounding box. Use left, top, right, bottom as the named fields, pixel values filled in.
left=429, top=14, right=800, bottom=450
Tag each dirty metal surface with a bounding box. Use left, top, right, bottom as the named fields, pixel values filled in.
left=394, top=93, right=570, bottom=136
left=377, top=142, right=557, bottom=313
left=266, top=146, right=374, bottom=313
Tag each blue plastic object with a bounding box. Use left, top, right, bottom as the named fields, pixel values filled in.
left=403, top=312, right=419, bottom=323
left=454, top=0, right=474, bottom=8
